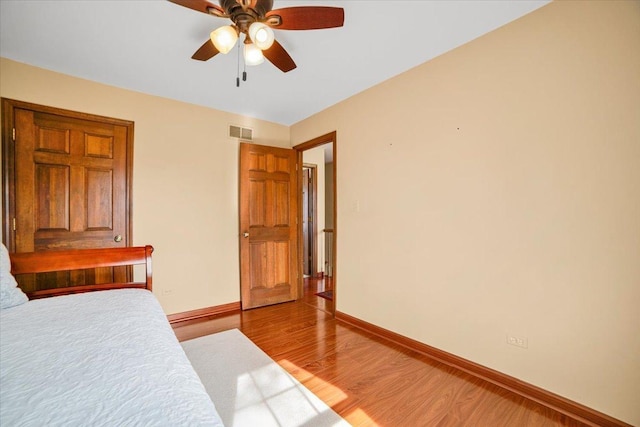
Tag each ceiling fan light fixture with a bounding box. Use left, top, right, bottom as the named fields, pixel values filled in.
left=248, top=22, right=275, bottom=50
left=244, top=43, right=265, bottom=66
left=210, top=25, right=238, bottom=54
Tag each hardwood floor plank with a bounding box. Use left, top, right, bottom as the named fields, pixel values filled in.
left=173, top=278, right=593, bottom=427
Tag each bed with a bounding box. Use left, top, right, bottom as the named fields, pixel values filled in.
left=0, top=244, right=224, bottom=426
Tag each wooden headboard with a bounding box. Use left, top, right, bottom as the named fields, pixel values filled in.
left=9, top=245, right=154, bottom=299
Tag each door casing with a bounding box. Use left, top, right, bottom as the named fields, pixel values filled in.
left=293, top=131, right=337, bottom=314
left=1, top=98, right=133, bottom=251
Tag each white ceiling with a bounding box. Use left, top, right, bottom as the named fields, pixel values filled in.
left=0, top=0, right=549, bottom=126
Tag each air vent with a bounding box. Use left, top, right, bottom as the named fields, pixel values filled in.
left=229, top=125, right=253, bottom=141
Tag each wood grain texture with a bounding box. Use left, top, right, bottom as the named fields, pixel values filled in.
left=9, top=245, right=154, bottom=299
left=239, top=143, right=298, bottom=309
left=266, top=6, right=344, bottom=30
left=263, top=40, right=296, bottom=73
left=172, top=279, right=619, bottom=427
left=2, top=98, right=134, bottom=292
left=191, top=39, right=219, bottom=61
left=335, top=311, right=631, bottom=427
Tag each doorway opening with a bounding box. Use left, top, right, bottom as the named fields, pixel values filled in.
left=294, top=132, right=336, bottom=315
left=302, top=164, right=317, bottom=278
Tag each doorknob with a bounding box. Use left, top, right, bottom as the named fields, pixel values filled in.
left=243, top=232, right=249, bottom=238
left=114, top=234, right=122, bottom=242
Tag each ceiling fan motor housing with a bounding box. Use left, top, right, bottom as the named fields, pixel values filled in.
left=220, top=0, right=274, bottom=22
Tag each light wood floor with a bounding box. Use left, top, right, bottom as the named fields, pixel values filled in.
left=173, top=278, right=587, bottom=427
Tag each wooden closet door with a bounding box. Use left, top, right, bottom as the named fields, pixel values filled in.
left=7, top=102, right=132, bottom=292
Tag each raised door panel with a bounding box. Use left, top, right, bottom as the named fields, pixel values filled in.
left=249, top=179, right=266, bottom=227
left=273, top=241, right=290, bottom=286
left=35, top=164, right=70, bottom=231
left=37, top=127, right=70, bottom=153
left=273, top=180, right=290, bottom=227
left=273, top=155, right=290, bottom=174
left=248, top=241, right=291, bottom=288
left=86, top=168, right=113, bottom=230
left=248, top=152, right=267, bottom=171
left=85, top=134, right=113, bottom=159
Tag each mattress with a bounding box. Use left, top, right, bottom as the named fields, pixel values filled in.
left=0, top=289, right=224, bottom=426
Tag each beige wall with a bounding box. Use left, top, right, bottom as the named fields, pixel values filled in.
left=0, top=57, right=290, bottom=315
left=291, top=1, right=640, bottom=424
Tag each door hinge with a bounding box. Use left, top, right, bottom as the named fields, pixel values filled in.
left=12, top=128, right=16, bottom=141
left=12, top=218, right=16, bottom=231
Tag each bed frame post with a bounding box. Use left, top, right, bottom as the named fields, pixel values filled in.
left=145, top=245, right=154, bottom=291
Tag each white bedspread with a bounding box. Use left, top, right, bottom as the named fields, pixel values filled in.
left=0, top=289, right=224, bottom=426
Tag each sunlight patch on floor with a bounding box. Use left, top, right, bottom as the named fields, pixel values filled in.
left=345, top=408, right=380, bottom=427
left=278, top=359, right=377, bottom=426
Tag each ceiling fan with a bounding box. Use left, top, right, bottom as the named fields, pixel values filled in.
left=169, top=0, right=345, bottom=73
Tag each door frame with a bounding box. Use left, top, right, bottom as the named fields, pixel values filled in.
left=1, top=98, right=134, bottom=251
left=293, top=131, right=337, bottom=314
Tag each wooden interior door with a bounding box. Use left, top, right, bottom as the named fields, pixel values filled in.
left=2, top=99, right=132, bottom=293
left=239, top=142, right=298, bottom=310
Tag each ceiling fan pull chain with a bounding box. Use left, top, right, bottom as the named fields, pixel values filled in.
left=236, top=42, right=241, bottom=87
left=243, top=58, right=247, bottom=82
left=242, top=37, right=247, bottom=82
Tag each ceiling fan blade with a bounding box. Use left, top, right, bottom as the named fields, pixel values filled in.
left=168, top=0, right=225, bottom=16
left=191, top=39, right=220, bottom=61
left=266, top=7, right=344, bottom=30
left=263, top=40, right=296, bottom=73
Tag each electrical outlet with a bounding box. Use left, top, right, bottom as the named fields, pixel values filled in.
left=507, top=334, right=528, bottom=349
left=163, top=289, right=173, bottom=295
